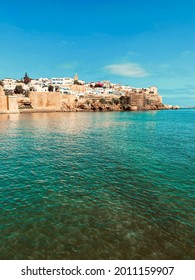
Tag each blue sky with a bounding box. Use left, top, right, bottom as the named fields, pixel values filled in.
left=0, top=0, right=195, bottom=106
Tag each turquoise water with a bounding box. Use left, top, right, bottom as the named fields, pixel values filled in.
left=0, top=110, right=194, bottom=260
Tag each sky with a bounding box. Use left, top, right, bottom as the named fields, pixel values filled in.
left=0, top=0, right=195, bottom=106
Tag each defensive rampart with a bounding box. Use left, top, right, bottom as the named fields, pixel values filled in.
left=0, top=89, right=164, bottom=113
left=29, top=92, right=61, bottom=110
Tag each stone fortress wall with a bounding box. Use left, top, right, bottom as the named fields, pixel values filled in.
left=0, top=86, right=164, bottom=113
left=0, top=86, right=19, bottom=113
left=29, top=91, right=61, bottom=110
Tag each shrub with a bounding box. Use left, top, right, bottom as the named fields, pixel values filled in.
left=111, top=98, right=119, bottom=105
left=119, top=96, right=130, bottom=105
left=99, top=98, right=107, bottom=104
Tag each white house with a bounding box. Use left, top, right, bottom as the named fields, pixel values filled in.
left=51, top=77, right=74, bottom=86
left=2, top=78, right=17, bottom=90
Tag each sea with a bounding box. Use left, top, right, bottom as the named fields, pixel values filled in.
left=0, top=109, right=194, bottom=260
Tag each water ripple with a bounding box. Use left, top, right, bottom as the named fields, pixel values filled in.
left=0, top=110, right=194, bottom=259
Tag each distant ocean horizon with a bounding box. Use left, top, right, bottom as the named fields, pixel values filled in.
left=0, top=109, right=194, bottom=259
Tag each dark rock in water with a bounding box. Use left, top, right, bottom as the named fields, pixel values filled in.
left=172, top=106, right=180, bottom=110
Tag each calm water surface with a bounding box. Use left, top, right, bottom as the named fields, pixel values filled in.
left=0, top=110, right=194, bottom=259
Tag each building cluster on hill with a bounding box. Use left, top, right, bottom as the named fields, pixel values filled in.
left=0, top=73, right=159, bottom=97
left=1, top=73, right=177, bottom=114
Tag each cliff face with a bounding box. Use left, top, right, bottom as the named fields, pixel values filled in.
left=60, top=93, right=164, bottom=112
left=61, top=96, right=121, bottom=112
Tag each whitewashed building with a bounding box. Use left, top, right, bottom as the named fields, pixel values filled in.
left=51, top=77, right=74, bottom=86
left=2, top=78, right=17, bottom=90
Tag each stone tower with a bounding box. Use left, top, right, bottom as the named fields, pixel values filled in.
left=74, top=73, right=78, bottom=82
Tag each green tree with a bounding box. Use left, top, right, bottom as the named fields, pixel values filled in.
left=14, top=85, right=24, bottom=94
left=48, top=85, right=54, bottom=92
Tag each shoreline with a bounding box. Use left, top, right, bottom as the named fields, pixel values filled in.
left=0, top=107, right=178, bottom=115
left=0, top=90, right=179, bottom=114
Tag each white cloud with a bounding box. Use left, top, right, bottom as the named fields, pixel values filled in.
left=104, top=63, right=149, bottom=77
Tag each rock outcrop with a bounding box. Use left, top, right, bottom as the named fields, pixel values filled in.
left=59, top=93, right=165, bottom=112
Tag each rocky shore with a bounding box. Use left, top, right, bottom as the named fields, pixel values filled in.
left=60, top=96, right=166, bottom=112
